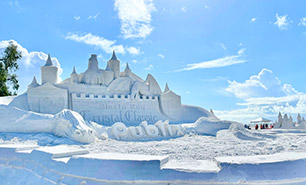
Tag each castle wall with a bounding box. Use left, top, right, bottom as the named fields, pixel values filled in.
left=71, top=93, right=167, bottom=126
left=28, top=83, right=68, bottom=114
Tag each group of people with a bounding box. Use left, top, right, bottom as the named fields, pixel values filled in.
left=244, top=123, right=273, bottom=130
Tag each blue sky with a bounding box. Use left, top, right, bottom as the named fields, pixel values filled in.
left=1, top=0, right=306, bottom=123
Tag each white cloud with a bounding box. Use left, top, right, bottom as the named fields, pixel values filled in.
left=8, top=1, right=24, bottom=13
left=181, top=7, right=187, bottom=13
left=220, top=43, right=226, bottom=50
left=87, top=12, right=100, bottom=20
left=126, top=46, right=140, bottom=55
left=250, top=17, right=256, bottom=22
left=65, top=32, right=140, bottom=55
left=0, top=40, right=62, bottom=74
left=216, top=68, right=305, bottom=123
left=177, top=48, right=246, bottom=71
left=145, top=64, right=153, bottom=70
left=204, top=5, right=209, bottom=9
left=274, top=13, right=289, bottom=30
left=74, top=16, right=80, bottom=21
left=237, top=48, right=245, bottom=55
left=226, top=68, right=297, bottom=99
left=114, top=0, right=156, bottom=39
left=298, top=17, right=306, bottom=26
left=158, top=54, right=165, bottom=59
left=0, top=40, right=62, bottom=93
left=131, top=59, right=146, bottom=64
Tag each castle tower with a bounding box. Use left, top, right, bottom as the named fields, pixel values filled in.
left=87, top=54, right=99, bottom=71
left=41, top=54, right=58, bottom=84
left=71, top=67, right=78, bottom=83
left=106, top=50, right=120, bottom=79
left=124, top=63, right=131, bottom=77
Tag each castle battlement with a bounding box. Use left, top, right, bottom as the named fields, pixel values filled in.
left=71, top=93, right=159, bottom=101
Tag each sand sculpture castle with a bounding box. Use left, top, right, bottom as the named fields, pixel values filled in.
left=25, top=51, right=183, bottom=126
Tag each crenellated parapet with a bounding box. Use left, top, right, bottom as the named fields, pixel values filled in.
left=71, top=92, right=159, bottom=102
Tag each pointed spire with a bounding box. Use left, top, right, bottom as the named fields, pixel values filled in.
left=31, top=76, right=38, bottom=85
left=164, top=83, right=170, bottom=93
left=111, top=50, right=117, bottom=60
left=44, top=54, right=53, bottom=66
left=71, top=66, right=77, bottom=74
left=124, top=63, right=131, bottom=77
left=125, top=63, right=131, bottom=71
left=297, top=113, right=302, bottom=123
left=28, top=76, right=39, bottom=88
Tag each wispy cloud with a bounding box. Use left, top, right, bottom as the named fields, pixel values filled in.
left=181, top=7, right=187, bottom=13
left=87, top=12, right=100, bottom=20
left=145, top=64, right=153, bottom=70
left=132, top=59, right=146, bottom=64
left=176, top=48, right=246, bottom=71
left=220, top=43, right=227, bottom=50
left=237, top=48, right=245, bottom=55
left=250, top=17, right=256, bottom=22
left=298, top=17, right=306, bottom=26
left=65, top=32, right=141, bottom=55
left=114, top=0, right=156, bottom=39
left=158, top=54, right=165, bottom=59
left=8, top=1, right=24, bottom=13
left=274, top=13, right=289, bottom=30
left=74, top=16, right=80, bottom=21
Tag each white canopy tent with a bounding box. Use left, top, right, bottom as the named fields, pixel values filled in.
left=250, top=117, right=272, bottom=123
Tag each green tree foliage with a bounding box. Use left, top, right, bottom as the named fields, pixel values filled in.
left=0, top=43, right=22, bottom=96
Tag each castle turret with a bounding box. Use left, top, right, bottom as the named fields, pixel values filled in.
left=28, top=76, right=39, bottom=90
left=106, top=50, right=120, bottom=79
left=41, top=54, right=58, bottom=84
left=71, top=66, right=78, bottom=83
left=164, top=83, right=170, bottom=93
left=87, top=54, right=99, bottom=71
left=124, top=63, right=131, bottom=77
